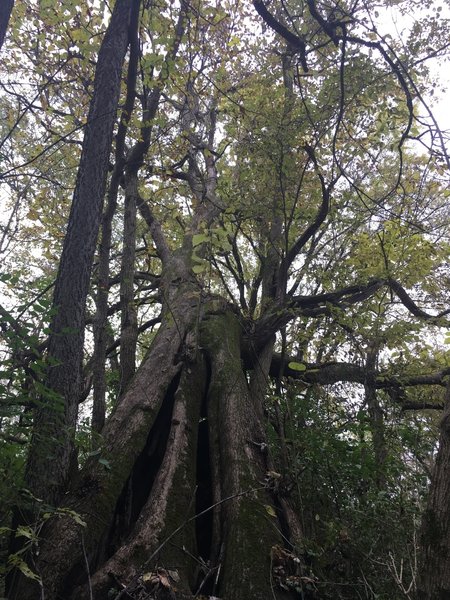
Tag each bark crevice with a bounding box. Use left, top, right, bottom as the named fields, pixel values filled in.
left=194, top=355, right=213, bottom=568
left=105, top=369, right=182, bottom=561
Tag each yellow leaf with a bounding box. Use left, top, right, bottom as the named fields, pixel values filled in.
left=26, top=209, right=39, bottom=221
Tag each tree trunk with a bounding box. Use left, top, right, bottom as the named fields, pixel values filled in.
left=200, top=311, right=286, bottom=599
left=24, top=0, right=135, bottom=506
left=119, top=174, right=139, bottom=395
left=92, top=182, right=119, bottom=434
left=92, top=0, right=145, bottom=432
left=417, top=382, right=450, bottom=599
left=365, top=343, right=387, bottom=489
left=8, top=282, right=298, bottom=599
left=73, top=354, right=208, bottom=599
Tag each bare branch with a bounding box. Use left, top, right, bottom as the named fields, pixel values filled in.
left=388, top=278, right=450, bottom=322
left=281, top=145, right=334, bottom=276
left=252, top=1, right=309, bottom=72
left=269, top=353, right=449, bottom=409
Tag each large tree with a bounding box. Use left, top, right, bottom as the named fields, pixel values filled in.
left=1, top=1, right=449, bottom=599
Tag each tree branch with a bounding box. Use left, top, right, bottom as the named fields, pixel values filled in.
left=252, top=1, right=309, bottom=72
left=281, top=145, right=334, bottom=278
left=268, top=353, right=449, bottom=409
left=137, top=195, right=171, bottom=264
left=247, top=276, right=448, bottom=354
left=291, top=279, right=384, bottom=310
left=388, top=278, right=450, bottom=322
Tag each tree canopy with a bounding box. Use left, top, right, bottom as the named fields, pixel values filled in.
left=0, top=1, right=449, bottom=599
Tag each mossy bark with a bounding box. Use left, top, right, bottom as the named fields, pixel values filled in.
left=9, top=305, right=297, bottom=600
left=7, top=281, right=201, bottom=600
left=417, top=382, right=450, bottom=599
left=200, top=311, right=288, bottom=600
left=71, top=356, right=207, bottom=599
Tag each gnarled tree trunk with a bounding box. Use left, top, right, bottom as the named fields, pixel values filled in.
left=9, top=271, right=298, bottom=599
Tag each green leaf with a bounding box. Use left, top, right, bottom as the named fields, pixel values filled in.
left=192, top=264, right=207, bottom=274
left=57, top=508, right=87, bottom=527
left=98, top=458, right=111, bottom=471
left=15, top=526, right=37, bottom=540
left=0, top=526, right=12, bottom=534
left=26, top=209, right=39, bottom=221
left=192, top=233, right=209, bottom=247
left=8, top=556, right=42, bottom=582
left=87, top=448, right=101, bottom=457
left=288, top=362, right=307, bottom=372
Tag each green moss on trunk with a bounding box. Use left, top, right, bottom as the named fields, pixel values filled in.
left=201, top=310, right=291, bottom=600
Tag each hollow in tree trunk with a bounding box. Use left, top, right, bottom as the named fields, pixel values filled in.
left=8, top=257, right=302, bottom=599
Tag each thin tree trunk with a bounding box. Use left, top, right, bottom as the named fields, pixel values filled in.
left=365, top=343, right=387, bottom=489
left=119, top=174, right=138, bottom=394
left=92, top=0, right=141, bottom=433
left=114, top=2, right=187, bottom=393
left=417, top=382, right=450, bottom=599
left=24, top=0, right=136, bottom=507
left=92, top=183, right=119, bottom=434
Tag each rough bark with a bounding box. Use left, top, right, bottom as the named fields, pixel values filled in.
left=252, top=350, right=304, bottom=552
left=119, top=174, right=139, bottom=394
left=8, top=261, right=201, bottom=599
left=417, top=382, right=450, bottom=599
left=24, top=0, right=135, bottom=506
left=364, top=344, right=387, bottom=489
left=92, top=0, right=141, bottom=433
left=9, top=294, right=301, bottom=600
left=201, top=311, right=288, bottom=599
left=73, top=357, right=207, bottom=599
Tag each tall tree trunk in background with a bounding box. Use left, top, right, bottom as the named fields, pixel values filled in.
left=92, top=0, right=140, bottom=433
left=365, top=343, right=387, bottom=489
left=115, top=1, right=187, bottom=394
left=417, top=382, right=450, bottom=599
left=119, top=175, right=138, bottom=394
left=0, top=0, right=13, bottom=51
left=92, top=186, right=118, bottom=434
left=24, top=0, right=135, bottom=507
